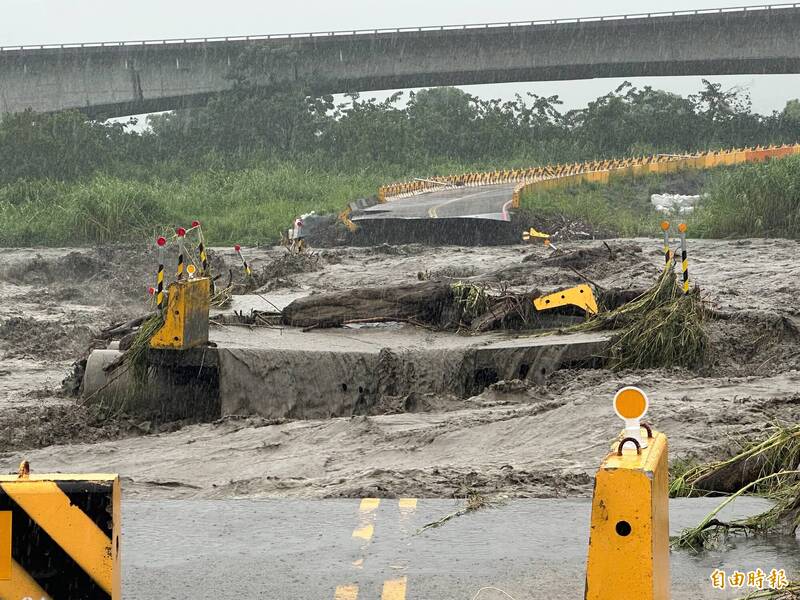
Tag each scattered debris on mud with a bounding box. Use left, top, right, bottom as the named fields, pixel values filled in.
left=0, top=316, right=94, bottom=360
left=0, top=238, right=799, bottom=502
left=248, top=251, right=323, bottom=291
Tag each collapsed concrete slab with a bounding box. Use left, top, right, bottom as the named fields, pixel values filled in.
left=84, top=319, right=609, bottom=421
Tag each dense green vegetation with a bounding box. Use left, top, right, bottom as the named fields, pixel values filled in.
left=521, top=156, right=800, bottom=240
left=695, top=156, right=800, bottom=239
left=0, top=164, right=393, bottom=246
left=519, top=169, right=710, bottom=237
left=1, top=45, right=800, bottom=245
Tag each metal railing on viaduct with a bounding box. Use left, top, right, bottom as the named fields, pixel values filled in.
left=1, top=4, right=800, bottom=117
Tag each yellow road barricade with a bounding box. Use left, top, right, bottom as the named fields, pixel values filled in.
left=585, top=388, right=669, bottom=600
left=0, top=463, right=121, bottom=600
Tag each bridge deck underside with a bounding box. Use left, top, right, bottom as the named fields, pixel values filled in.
left=2, top=7, right=800, bottom=117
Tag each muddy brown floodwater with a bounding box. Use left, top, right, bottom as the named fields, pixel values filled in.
left=0, top=238, right=799, bottom=499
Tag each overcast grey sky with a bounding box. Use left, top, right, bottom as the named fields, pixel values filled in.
left=3, top=0, right=799, bottom=113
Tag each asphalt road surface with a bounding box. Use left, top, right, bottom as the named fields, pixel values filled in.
left=353, top=184, right=517, bottom=222
left=121, top=497, right=798, bottom=599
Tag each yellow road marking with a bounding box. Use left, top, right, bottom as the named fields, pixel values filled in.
left=335, top=584, right=359, bottom=600
left=426, top=186, right=505, bottom=220
left=381, top=576, right=407, bottom=600
left=353, top=498, right=380, bottom=540
left=0, top=560, right=52, bottom=599
left=359, top=498, right=380, bottom=513
left=398, top=498, right=417, bottom=510
left=1, top=481, right=113, bottom=594
left=352, top=558, right=364, bottom=569
left=352, top=522, right=374, bottom=541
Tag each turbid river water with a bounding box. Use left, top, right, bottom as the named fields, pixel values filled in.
left=122, top=497, right=798, bottom=599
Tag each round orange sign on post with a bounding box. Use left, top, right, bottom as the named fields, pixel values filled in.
left=613, top=386, right=649, bottom=449
left=614, top=387, right=648, bottom=420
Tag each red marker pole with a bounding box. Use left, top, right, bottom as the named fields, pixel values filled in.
left=176, top=227, right=186, bottom=280
left=234, top=244, right=252, bottom=277
left=155, top=236, right=167, bottom=310
left=190, top=220, right=209, bottom=276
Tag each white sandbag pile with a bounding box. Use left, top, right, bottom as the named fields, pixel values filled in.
left=650, top=193, right=704, bottom=214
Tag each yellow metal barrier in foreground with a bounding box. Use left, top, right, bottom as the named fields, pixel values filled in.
left=150, top=276, right=211, bottom=350
left=585, top=387, right=669, bottom=599
left=0, top=463, right=121, bottom=599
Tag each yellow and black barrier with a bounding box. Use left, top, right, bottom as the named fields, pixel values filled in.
left=156, top=264, right=165, bottom=311
left=0, top=465, right=121, bottom=599
left=188, top=220, right=210, bottom=277
left=678, top=223, right=689, bottom=294
left=155, top=235, right=167, bottom=311
left=585, top=387, right=669, bottom=600
left=176, top=227, right=186, bottom=281
left=149, top=277, right=211, bottom=350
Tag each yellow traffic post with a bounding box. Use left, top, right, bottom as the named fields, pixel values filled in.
left=0, top=461, right=121, bottom=599
left=585, top=387, right=669, bottom=600
left=149, top=277, right=211, bottom=350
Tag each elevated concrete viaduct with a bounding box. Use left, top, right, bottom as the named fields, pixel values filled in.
left=2, top=4, right=800, bottom=118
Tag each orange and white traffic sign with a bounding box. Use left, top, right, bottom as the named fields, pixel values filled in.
left=613, top=386, right=649, bottom=449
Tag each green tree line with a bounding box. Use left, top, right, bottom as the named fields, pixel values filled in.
left=2, top=47, right=800, bottom=246
left=2, top=72, right=800, bottom=186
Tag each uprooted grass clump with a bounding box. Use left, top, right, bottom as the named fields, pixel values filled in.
left=417, top=491, right=492, bottom=534
left=673, top=469, right=800, bottom=552
left=571, top=265, right=708, bottom=369
left=126, top=312, right=165, bottom=380
left=451, top=281, right=490, bottom=324
left=89, top=311, right=164, bottom=419
left=671, top=424, right=800, bottom=497
left=672, top=425, right=800, bottom=552
left=740, top=479, right=800, bottom=536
